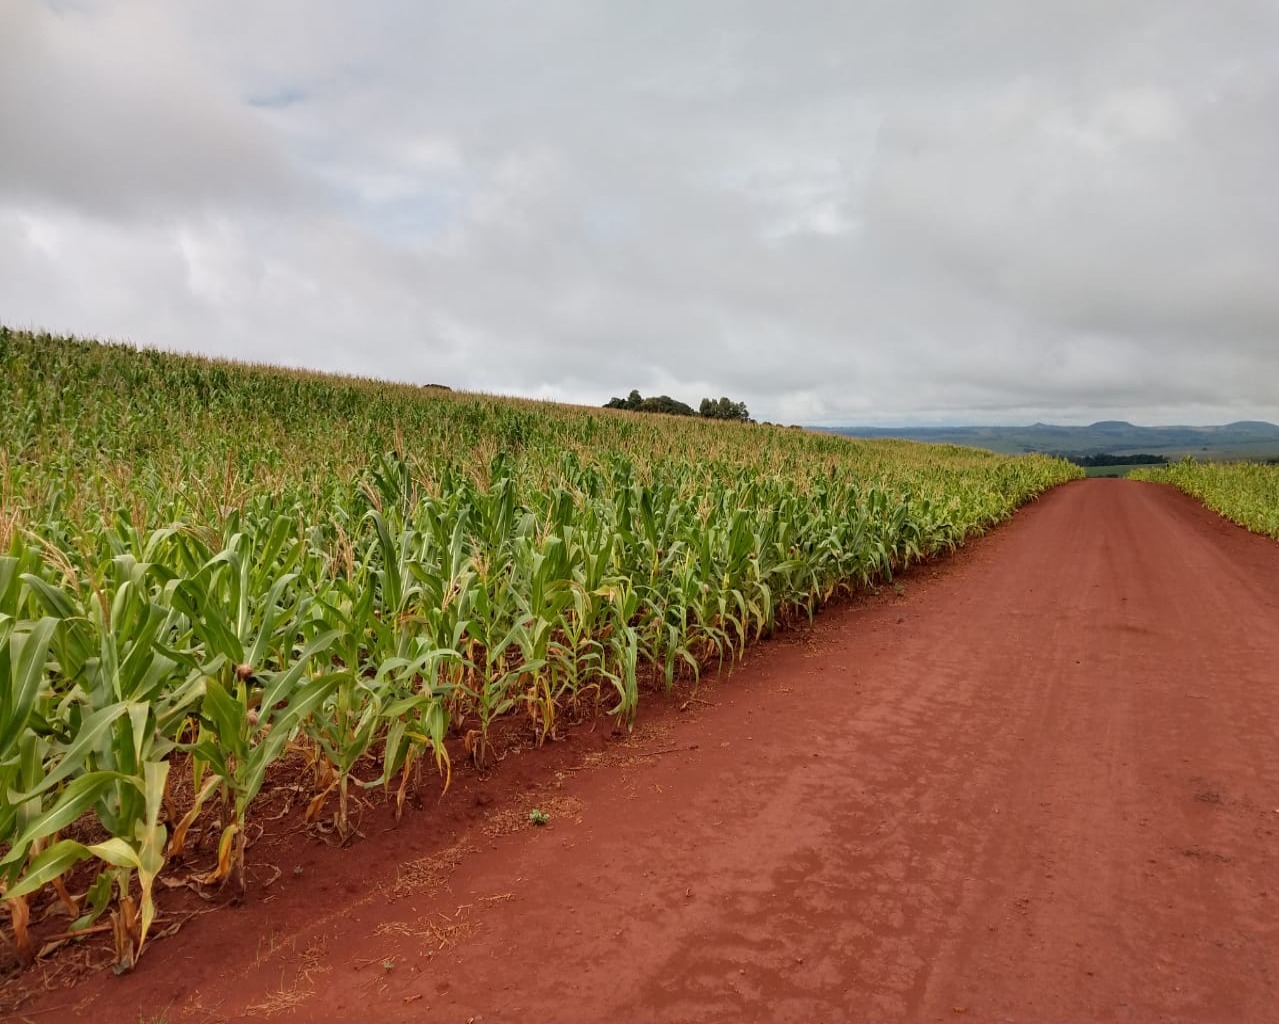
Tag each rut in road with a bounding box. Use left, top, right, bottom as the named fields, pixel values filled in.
left=38, top=480, right=1279, bottom=1023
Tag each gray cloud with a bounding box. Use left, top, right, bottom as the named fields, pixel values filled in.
left=0, top=3, right=307, bottom=218
left=2, top=0, right=1277, bottom=425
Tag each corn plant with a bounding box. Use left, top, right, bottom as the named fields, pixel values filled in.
left=1133, top=459, right=1279, bottom=539
left=0, top=326, right=1082, bottom=970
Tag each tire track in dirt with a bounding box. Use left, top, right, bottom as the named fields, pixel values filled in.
left=918, top=481, right=1279, bottom=1023
left=26, top=479, right=1279, bottom=1022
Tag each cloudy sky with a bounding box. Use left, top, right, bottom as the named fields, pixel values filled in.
left=2, top=1, right=1277, bottom=425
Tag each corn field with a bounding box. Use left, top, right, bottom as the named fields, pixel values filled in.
left=0, top=328, right=1080, bottom=972
left=1132, top=460, right=1279, bottom=539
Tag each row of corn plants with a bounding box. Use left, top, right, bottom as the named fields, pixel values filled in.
left=0, top=328, right=1081, bottom=972
left=1131, top=459, right=1279, bottom=539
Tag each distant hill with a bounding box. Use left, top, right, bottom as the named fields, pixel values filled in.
left=825, top=420, right=1279, bottom=461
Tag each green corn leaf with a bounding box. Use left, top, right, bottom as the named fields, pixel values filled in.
left=0, top=616, right=57, bottom=754
left=1, top=770, right=131, bottom=872
left=31, top=702, right=132, bottom=796
left=200, top=680, right=248, bottom=763
left=4, top=839, right=94, bottom=901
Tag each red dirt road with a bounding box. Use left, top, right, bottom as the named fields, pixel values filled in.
left=21, top=480, right=1279, bottom=1022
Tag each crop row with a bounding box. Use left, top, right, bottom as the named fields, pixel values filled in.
left=0, top=330, right=1080, bottom=972
left=1131, top=460, right=1279, bottom=539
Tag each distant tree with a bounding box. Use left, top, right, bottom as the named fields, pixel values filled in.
left=638, top=394, right=697, bottom=416
left=604, top=388, right=645, bottom=411
left=606, top=389, right=752, bottom=421
left=699, top=396, right=750, bottom=422
left=1067, top=453, right=1169, bottom=467
left=603, top=389, right=696, bottom=417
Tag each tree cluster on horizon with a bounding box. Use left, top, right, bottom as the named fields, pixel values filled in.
left=605, top=389, right=751, bottom=422
left=1065, top=452, right=1169, bottom=467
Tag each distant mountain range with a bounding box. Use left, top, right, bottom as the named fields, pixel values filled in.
left=825, top=420, right=1279, bottom=461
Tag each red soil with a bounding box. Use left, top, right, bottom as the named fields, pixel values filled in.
left=10, top=479, right=1279, bottom=1022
